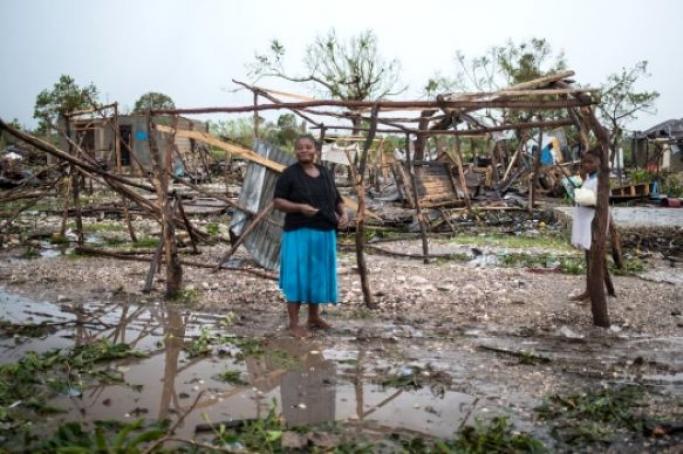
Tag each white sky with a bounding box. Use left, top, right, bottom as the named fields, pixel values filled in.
left=1, top=0, right=681, bottom=131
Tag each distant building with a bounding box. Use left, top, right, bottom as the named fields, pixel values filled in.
left=56, top=114, right=209, bottom=176
left=632, top=118, right=683, bottom=172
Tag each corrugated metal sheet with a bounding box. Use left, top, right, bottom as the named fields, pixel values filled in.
left=230, top=141, right=295, bottom=271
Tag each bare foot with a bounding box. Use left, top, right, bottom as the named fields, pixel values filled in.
left=288, top=325, right=310, bottom=338
left=307, top=318, right=332, bottom=330
left=569, top=291, right=589, bottom=303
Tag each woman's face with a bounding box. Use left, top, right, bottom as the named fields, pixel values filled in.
left=295, top=138, right=317, bottom=164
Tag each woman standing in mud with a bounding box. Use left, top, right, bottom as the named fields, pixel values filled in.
left=273, top=135, right=347, bottom=337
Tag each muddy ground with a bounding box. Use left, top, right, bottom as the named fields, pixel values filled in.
left=0, top=208, right=682, bottom=452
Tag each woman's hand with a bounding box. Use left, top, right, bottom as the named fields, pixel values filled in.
left=299, top=204, right=319, bottom=217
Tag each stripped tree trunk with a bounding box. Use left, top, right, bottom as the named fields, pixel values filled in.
left=355, top=105, right=379, bottom=308
left=147, top=111, right=182, bottom=298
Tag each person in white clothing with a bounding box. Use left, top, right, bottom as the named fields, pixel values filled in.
left=569, top=148, right=615, bottom=302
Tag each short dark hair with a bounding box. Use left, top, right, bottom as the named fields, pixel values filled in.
left=295, top=134, right=320, bottom=151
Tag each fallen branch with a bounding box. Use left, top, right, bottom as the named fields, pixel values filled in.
left=74, top=246, right=277, bottom=281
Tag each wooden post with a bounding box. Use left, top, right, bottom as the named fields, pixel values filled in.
left=453, top=136, right=472, bottom=210
left=405, top=133, right=430, bottom=264
left=501, top=131, right=525, bottom=184
left=143, top=226, right=165, bottom=293
left=59, top=177, right=71, bottom=238
left=355, top=105, right=379, bottom=309
left=175, top=193, right=199, bottom=254
left=489, top=139, right=501, bottom=188
left=582, top=108, right=611, bottom=327
left=147, top=111, right=182, bottom=298
left=114, top=103, right=137, bottom=242
left=64, top=115, right=84, bottom=246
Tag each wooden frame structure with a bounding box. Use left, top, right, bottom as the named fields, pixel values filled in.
left=0, top=69, right=615, bottom=327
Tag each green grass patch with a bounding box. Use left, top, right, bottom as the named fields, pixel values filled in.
left=536, top=385, right=646, bottom=445
left=214, top=370, right=247, bottom=386
left=0, top=340, right=147, bottom=448
left=448, top=416, right=547, bottom=453
left=498, top=252, right=585, bottom=274
left=132, top=237, right=160, bottom=249
left=379, top=364, right=452, bottom=398
left=450, top=232, right=572, bottom=252
left=205, top=222, right=220, bottom=236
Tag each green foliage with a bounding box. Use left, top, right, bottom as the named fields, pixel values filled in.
left=132, top=91, right=175, bottom=114
left=214, top=370, right=247, bottom=386
left=251, top=29, right=404, bottom=101
left=209, top=114, right=302, bottom=152
left=497, top=252, right=585, bottom=274
left=629, top=168, right=655, bottom=184
left=427, top=38, right=566, bottom=95
left=211, top=405, right=284, bottom=453
left=34, top=419, right=167, bottom=453
left=0, top=341, right=147, bottom=449
left=33, top=74, right=98, bottom=134
left=598, top=61, right=659, bottom=147
left=450, top=416, right=547, bottom=453
left=170, top=287, right=200, bottom=306
left=536, top=385, right=645, bottom=444
left=0, top=118, right=23, bottom=147
left=613, top=257, right=645, bottom=276
left=379, top=364, right=452, bottom=398
left=205, top=222, right=220, bottom=236
left=183, top=329, right=264, bottom=360
left=131, top=237, right=160, bottom=249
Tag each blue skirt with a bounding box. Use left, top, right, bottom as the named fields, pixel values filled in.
left=279, top=228, right=338, bottom=304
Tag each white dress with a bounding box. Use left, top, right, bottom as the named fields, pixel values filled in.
left=571, top=174, right=598, bottom=251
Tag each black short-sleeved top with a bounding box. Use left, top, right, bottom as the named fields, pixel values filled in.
left=274, top=163, right=342, bottom=231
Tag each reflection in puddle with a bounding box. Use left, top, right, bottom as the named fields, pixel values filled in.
left=1, top=286, right=681, bottom=444
left=0, top=287, right=479, bottom=440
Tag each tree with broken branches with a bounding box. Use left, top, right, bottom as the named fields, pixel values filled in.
left=249, top=29, right=405, bottom=107
left=596, top=60, right=659, bottom=163
left=33, top=75, right=99, bottom=136
left=426, top=38, right=568, bottom=126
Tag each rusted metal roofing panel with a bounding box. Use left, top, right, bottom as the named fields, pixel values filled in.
left=230, top=141, right=295, bottom=271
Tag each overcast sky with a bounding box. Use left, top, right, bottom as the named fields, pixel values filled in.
left=1, top=0, right=681, bottom=131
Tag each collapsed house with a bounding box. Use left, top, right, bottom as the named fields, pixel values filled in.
left=632, top=118, right=683, bottom=172
left=56, top=113, right=211, bottom=177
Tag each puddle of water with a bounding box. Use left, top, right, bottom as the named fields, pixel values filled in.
left=0, top=287, right=482, bottom=441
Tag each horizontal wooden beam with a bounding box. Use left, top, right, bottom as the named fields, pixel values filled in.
left=151, top=98, right=594, bottom=116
